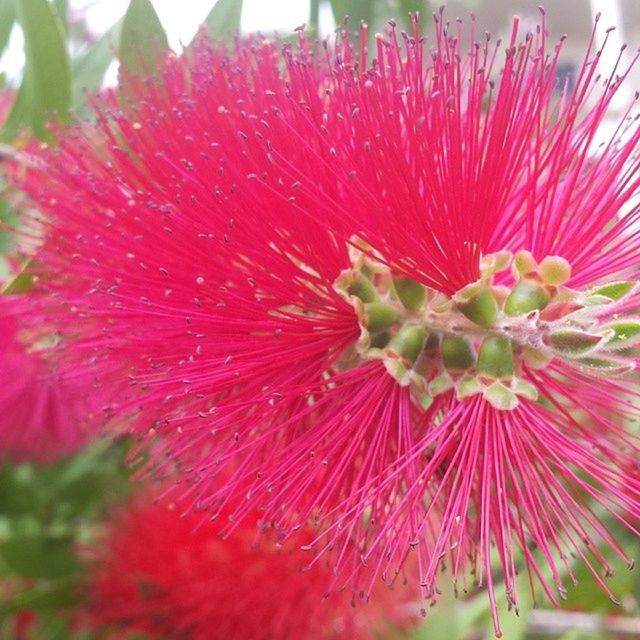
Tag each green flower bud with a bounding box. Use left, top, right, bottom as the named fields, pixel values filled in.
left=477, top=335, right=514, bottom=380
left=388, top=325, right=427, bottom=363
left=504, top=280, right=549, bottom=316
left=363, top=302, right=398, bottom=332
left=348, top=273, right=378, bottom=303
left=393, top=276, right=426, bottom=311
left=512, top=250, right=537, bottom=278
left=454, top=286, right=498, bottom=327
left=538, top=256, right=571, bottom=286
left=441, top=335, right=475, bottom=371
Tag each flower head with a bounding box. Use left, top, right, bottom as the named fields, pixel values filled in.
left=85, top=500, right=417, bottom=640
left=0, top=296, right=97, bottom=462
left=13, top=10, right=640, bottom=633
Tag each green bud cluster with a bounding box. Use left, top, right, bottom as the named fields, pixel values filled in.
left=334, top=245, right=639, bottom=411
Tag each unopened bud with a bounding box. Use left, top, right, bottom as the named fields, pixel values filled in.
left=512, top=250, right=537, bottom=278
left=441, top=335, right=475, bottom=371
left=364, top=302, right=398, bottom=332
left=388, top=325, right=427, bottom=363
left=348, top=273, right=378, bottom=303
left=477, top=335, right=514, bottom=380
left=454, top=285, right=498, bottom=327
left=394, top=276, right=426, bottom=311
left=504, top=280, right=549, bottom=316
left=480, top=251, right=512, bottom=278
left=538, top=256, right=571, bottom=286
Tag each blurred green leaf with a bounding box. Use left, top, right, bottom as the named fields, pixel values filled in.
left=2, top=0, right=71, bottom=140
left=203, top=0, right=243, bottom=40
left=0, top=0, right=15, bottom=56
left=0, top=579, right=76, bottom=617
left=386, top=0, right=423, bottom=22
left=406, top=601, right=462, bottom=640
left=72, top=19, right=121, bottom=108
left=330, top=0, right=375, bottom=27
left=119, top=0, right=169, bottom=77
left=52, top=0, right=67, bottom=33
left=309, top=0, right=320, bottom=33
left=561, top=536, right=640, bottom=614
left=0, top=536, right=78, bottom=579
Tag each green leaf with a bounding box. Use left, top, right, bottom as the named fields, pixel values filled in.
left=308, top=0, right=320, bottom=33
left=72, top=19, right=122, bottom=109
left=0, top=536, right=78, bottom=579
left=119, top=0, right=169, bottom=77
left=0, top=579, right=76, bottom=617
left=329, top=0, right=375, bottom=27
left=2, top=0, right=71, bottom=140
left=53, top=0, right=67, bottom=33
left=203, top=0, right=243, bottom=40
left=0, top=0, right=15, bottom=57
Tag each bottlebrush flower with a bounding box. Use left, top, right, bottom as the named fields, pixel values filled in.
left=11, top=9, right=640, bottom=635
left=84, top=500, right=417, bottom=639
left=0, top=296, right=96, bottom=462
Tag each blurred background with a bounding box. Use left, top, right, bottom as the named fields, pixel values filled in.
left=1, top=1, right=640, bottom=639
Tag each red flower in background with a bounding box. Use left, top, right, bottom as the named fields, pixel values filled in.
left=12, top=9, right=640, bottom=634
left=0, top=296, right=97, bottom=463
left=85, top=501, right=417, bottom=640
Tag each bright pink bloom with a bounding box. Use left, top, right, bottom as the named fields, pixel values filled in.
left=13, top=11, right=640, bottom=634
left=85, top=500, right=417, bottom=640
left=0, top=296, right=96, bottom=462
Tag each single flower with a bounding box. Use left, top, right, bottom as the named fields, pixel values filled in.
left=12, top=10, right=640, bottom=634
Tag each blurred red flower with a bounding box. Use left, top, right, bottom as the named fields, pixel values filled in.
left=85, top=500, right=418, bottom=640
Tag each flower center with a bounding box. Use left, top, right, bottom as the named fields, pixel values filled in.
left=334, top=242, right=639, bottom=410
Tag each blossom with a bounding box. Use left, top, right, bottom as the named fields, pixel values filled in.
left=84, top=500, right=417, bottom=640
left=0, top=296, right=96, bottom=462
left=12, top=9, right=640, bottom=634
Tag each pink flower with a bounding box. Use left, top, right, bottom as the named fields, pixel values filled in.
left=84, top=500, right=417, bottom=640
left=0, top=296, right=97, bottom=462
left=13, top=11, right=640, bottom=633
